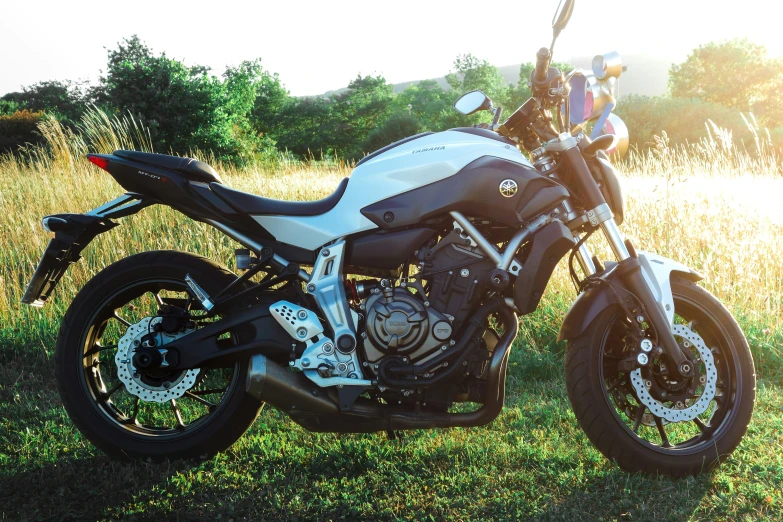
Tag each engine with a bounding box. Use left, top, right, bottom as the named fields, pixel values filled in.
left=360, top=285, right=451, bottom=368
left=355, top=227, right=499, bottom=392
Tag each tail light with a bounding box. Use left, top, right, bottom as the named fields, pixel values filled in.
left=88, top=155, right=110, bottom=170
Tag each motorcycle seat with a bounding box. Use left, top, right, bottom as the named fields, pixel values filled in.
left=113, top=150, right=223, bottom=184
left=210, top=178, right=349, bottom=216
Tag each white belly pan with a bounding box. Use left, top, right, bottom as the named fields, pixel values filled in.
left=253, top=130, right=533, bottom=251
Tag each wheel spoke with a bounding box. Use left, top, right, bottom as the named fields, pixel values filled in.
left=84, top=344, right=117, bottom=358
left=170, top=399, right=185, bottom=429
left=693, top=417, right=712, bottom=436
left=113, top=312, right=131, bottom=327
left=189, top=387, right=228, bottom=396
left=184, top=391, right=217, bottom=410
left=124, top=397, right=141, bottom=424
left=103, top=382, right=125, bottom=400
left=632, top=406, right=646, bottom=433
left=654, top=416, right=672, bottom=448
left=606, top=376, right=627, bottom=393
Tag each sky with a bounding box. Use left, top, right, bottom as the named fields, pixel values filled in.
left=1, top=0, right=781, bottom=97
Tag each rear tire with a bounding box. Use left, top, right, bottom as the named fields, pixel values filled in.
left=55, top=250, right=263, bottom=461
left=565, top=276, right=755, bottom=476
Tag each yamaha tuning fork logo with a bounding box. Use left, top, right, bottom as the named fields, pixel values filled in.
left=499, top=179, right=518, bottom=197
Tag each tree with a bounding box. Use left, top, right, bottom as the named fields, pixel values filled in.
left=330, top=75, right=394, bottom=158
left=273, top=97, right=335, bottom=157
left=250, top=70, right=291, bottom=136
left=391, top=80, right=452, bottom=131
left=446, top=54, right=508, bottom=101
left=444, top=54, right=512, bottom=127
left=0, top=80, right=87, bottom=125
left=97, top=35, right=273, bottom=162
left=363, top=113, right=422, bottom=154
left=222, top=59, right=279, bottom=161
left=669, top=39, right=783, bottom=117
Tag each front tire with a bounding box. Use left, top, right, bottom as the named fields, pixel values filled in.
left=565, top=276, right=756, bottom=476
left=55, top=250, right=263, bottom=461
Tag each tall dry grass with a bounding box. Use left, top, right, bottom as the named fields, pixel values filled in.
left=0, top=108, right=781, bottom=379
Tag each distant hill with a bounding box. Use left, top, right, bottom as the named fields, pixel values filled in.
left=309, top=54, right=672, bottom=100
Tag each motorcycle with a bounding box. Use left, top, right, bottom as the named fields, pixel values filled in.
left=23, top=0, right=754, bottom=476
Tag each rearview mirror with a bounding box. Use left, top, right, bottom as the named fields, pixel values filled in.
left=552, top=0, right=575, bottom=38
left=453, top=90, right=493, bottom=116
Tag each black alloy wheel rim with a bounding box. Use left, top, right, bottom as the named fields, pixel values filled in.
left=79, top=278, right=240, bottom=439
left=599, top=292, right=741, bottom=454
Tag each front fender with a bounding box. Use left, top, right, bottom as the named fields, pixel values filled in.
left=557, top=251, right=703, bottom=342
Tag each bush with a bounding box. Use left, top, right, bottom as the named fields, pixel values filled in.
left=615, top=95, right=754, bottom=150
left=0, top=110, right=46, bottom=153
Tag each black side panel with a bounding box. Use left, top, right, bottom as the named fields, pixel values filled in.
left=346, top=228, right=436, bottom=270
left=355, top=132, right=433, bottom=167
left=361, top=156, right=570, bottom=229
left=450, top=127, right=517, bottom=147
left=274, top=242, right=316, bottom=265
left=513, top=221, right=575, bottom=315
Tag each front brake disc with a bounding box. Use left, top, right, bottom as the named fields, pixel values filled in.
left=630, top=324, right=718, bottom=423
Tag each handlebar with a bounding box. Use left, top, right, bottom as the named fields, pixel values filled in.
left=534, top=47, right=551, bottom=83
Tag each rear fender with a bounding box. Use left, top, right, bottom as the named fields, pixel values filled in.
left=557, top=251, right=703, bottom=342
left=21, top=194, right=153, bottom=306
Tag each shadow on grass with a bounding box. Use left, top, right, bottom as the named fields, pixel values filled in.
left=529, top=469, right=712, bottom=522
left=0, top=456, right=186, bottom=522
left=5, top=435, right=711, bottom=522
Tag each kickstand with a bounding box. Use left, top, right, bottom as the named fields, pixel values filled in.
left=386, top=430, right=403, bottom=441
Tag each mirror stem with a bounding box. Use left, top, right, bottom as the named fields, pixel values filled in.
left=492, top=107, right=503, bottom=126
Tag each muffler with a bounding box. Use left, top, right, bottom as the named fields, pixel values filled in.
left=246, top=354, right=339, bottom=415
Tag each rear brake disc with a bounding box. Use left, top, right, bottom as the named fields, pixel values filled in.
left=114, top=317, right=200, bottom=403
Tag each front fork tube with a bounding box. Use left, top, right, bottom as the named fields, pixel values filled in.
left=582, top=219, right=693, bottom=377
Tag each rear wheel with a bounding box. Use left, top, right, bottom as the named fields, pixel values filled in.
left=565, top=276, right=755, bottom=476
left=55, top=250, right=263, bottom=460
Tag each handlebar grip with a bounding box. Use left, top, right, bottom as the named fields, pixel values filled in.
left=534, top=47, right=551, bottom=83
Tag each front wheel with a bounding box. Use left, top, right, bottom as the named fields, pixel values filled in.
left=565, top=276, right=756, bottom=476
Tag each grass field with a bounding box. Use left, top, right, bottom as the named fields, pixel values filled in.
left=1, top=117, right=782, bottom=520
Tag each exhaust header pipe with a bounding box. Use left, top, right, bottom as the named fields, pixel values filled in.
left=245, top=301, right=519, bottom=433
